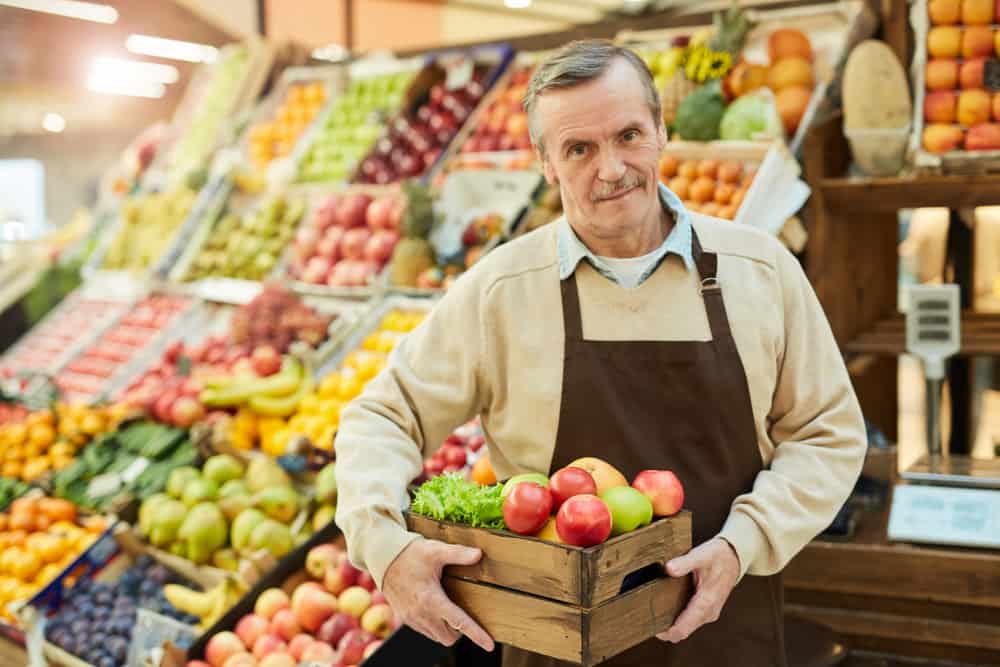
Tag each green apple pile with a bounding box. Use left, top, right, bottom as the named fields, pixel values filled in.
left=103, top=187, right=198, bottom=271
left=184, top=195, right=305, bottom=281
left=297, top=71, right=415, bottom=183
left=501, top=457, right=686, bottom=547
left=136, top=454, right=334, bottom=568
left=167, top=45, right=250, bottom=184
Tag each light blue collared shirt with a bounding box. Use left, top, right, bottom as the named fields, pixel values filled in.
left=557, top=183, right=694, bottom=286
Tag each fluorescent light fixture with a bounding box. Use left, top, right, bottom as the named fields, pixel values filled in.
left=0, top=0, right=117, bottom=23
left=126, top=34, right=218, bottom=63
left=90, top=56, right=179, bottom=85
left=87, top=60, right=167, bottom=98
left=504, top=0, right=531, bottom=6
left=42, top=113, right=65, bottom=133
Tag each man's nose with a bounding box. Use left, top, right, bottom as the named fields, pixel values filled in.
left=597, top=149, right=627, bottom=182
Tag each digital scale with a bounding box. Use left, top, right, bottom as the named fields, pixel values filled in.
left=887, top=284, right=1000, bottom=549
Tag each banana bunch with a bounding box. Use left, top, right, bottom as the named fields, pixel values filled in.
left=200, top=356, right=314, bottom=418
left=661, top=48, right=686, bottom=79
left=164, top=575, right=248, bottom=630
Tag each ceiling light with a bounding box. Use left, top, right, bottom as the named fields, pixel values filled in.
left=90, top=57, right=180, bottom=85
left=126, top=34, right=219, bottom=63
left=87, top=78, right=165, bottom=98
left=42, top=113, right=65, bottom=133
left=504, top=0, right=531, bottom=8
left=0, top=0, right=117, bottom=23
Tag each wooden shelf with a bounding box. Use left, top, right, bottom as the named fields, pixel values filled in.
left=845, top=312, right=1000, bottom=356
left=818, top=174, right=1000, bottom=214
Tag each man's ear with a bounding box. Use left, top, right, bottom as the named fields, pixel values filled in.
left=539, top=150, right=558, bottom=186
left=656, top=121, right=668, bottom=151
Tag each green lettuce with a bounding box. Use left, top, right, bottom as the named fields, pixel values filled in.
left=410, top=473, right=506, bottom=529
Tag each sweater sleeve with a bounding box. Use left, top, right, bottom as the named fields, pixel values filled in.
left=718, top=242, right=867, bottom=578
left=334, top=275, right=487, bottom=589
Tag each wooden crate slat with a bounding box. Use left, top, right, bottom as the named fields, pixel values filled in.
left=443, top=577, right=585, bottom=664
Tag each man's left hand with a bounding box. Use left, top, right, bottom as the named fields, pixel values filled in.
left=657, top=537, right=740, bottom=643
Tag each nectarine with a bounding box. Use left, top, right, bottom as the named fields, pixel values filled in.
left=767, top=57, right=814, bottom=91
left=925, top=59, right=959, bottom=90
left=965, top=123, right=1000, bottom=150
left=690, top=177, right=715, bottom=203
left=959, top=58, right=986, bottom=89
left=962, top=26, right=995, bottom=59
left=928, top=0, right=961, bottom=24
left=958, top=89, right=992, bottom=125
left=962, top=0, right=994, bottom=24
left=925, top=90, right=958, bottom=123
left=768, top=28, right=813, bottom=62
left=567, top=457, right=628, bottom=496
left=776, top=86, right=812, bottom=134
left=928, top=26, right=962, bottom=57
left=923, top=123, right=964, bottom=153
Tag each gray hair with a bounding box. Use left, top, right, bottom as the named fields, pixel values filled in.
left=523, top=40, right=662, bottom=155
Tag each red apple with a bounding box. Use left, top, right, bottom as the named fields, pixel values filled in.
left=503, top=482, right=553, bottom=535
left=356, top=570, right=376, bottom=592
left=314, top=197, right=340, bottom=230
left=300, top=641, right=337, bottom=664
left=302, top=256, right=332, bottom=284
left=252, top=634, right=287, bottom=661
left=316, top=612, right=360, bottom=646
left=555, top=494, right=612, bottom=547
left=170, top=396, right=205, bottom=427
left=269, top=609, right=301, bottom=642
left=292, top=586, right=339, bottom=632
left=370, top=590, right=387, bottom=606
left=287, top=634, right=313, bottom=662
left=291, top=581, right=325, bottom=610
left=221, top=654, right=255, bottom=667
left=466, top=435, right=485, bottom=452
left=325, top=558, right=360, bottom=595
left=251, top=346, right=281, bottom=376
left=235, top=614, right=270, bottom=649
left=153, top=388, right=180, bottom=423
left=306, top=544, right=340, bottom=579
left=360, top=604, right=394, bottom=639
left=548, top=467, right=598, bottom=511
left=336, top=193, right=373, bottom=228
left=205, top=632, right=246, bottom=667
left=363, top=640, right=384, bottom=660
left=366, top=197, right=394, bottom=230
left=327, top=261, right=354, bottom=288
left=341, top=227, right=372, bottom=261
left=631, top=470, right=685, bottom=517
left=363, top=230, right=400, bottom=265
left=294, top=226, right=320, bottom=259
left=442, top=445, right=467, bottom=468
left=337, top=629, right=372, bottom=665
left=351, top=260, right=380, bottom=286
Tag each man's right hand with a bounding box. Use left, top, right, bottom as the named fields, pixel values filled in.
left=381, top=539, right=496, bottom=652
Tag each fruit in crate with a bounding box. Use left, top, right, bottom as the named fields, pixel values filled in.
left=186, top=196, right=305, bottom=282
left=190, top=542, right=397, bottom=667
left=389, top=182, right=437, bottom=287
left=44, top=553, right=202, bottom=666
left=297, top=70, right=416, bottom=183
left=660, top=156, right=755, bottom=219
left=230, top=283, right=335, bottom=353
left=288, top=190, right=404, bottom=287
left=356, top=64, right=489, bottom=183
left=248, top=82, right=327, bottom=169
left=102, top=187, right=198, bottom=271
left=459, top=65, right=533, bottom=154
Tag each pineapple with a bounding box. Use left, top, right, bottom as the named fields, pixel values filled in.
left=389, top=182, right=437, bottom=287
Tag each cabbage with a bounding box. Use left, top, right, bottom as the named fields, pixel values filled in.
left=719, top=91, right=785, bottom=141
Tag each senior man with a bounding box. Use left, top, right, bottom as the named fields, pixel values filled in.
left=335, top=39, right=866, bottom=666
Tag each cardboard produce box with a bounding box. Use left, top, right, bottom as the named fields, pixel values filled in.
left=406, top=511, right=693, bottom=666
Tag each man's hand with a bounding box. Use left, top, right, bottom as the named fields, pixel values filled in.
left=381, top=539, right=495, bottom=652
left=657, top=537, right=740, bottom=643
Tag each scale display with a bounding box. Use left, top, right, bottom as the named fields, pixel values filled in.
left=888, top=484, right=1000, bottom=549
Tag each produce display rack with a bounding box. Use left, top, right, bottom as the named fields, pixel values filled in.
left=157, top=175, right=239, bottom=284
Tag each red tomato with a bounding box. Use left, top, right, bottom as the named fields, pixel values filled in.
left=556, top=494, right=612, bottom=547
left=548, top=466, right=598, bottom=511
left=503, top=482, right=553, bottom=535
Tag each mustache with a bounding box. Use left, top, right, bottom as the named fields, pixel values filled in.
left=590, top=172, right=646, bottom=202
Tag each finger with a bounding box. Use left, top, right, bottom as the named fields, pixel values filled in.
left=656, top=587, right=716, bottom=643
left=433, top=618, right=463, bottom=646
left=440, top=598, right=495, bottom=652
left=437, top=542, right=483, bottom=567
left=665, top=551, right=698, bottom=577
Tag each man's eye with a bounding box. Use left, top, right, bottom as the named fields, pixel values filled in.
left=570, top=145, right=587, bottom=157
left=623, top=130, right=639, bottom=141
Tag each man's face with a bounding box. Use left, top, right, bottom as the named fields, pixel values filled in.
left=534, top=57, right=667, bottom=245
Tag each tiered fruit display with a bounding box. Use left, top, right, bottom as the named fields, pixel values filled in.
left=184, top=195, right=305, bottom=282
left=250, top=308, right=425, bottom=457
left=297, top=70, right=417, bottom=183
left=0, top=296, right=128, bottom=376
left=166, top=45, right=251, bottom=184
left=0, top=404, right=122, bottom=482
left=53, top=421, right=197, bottom=512
left=54, top=294, right=194, bottom=403
left=922, top=0, right=1000, bottom=152
left=248, top=82, right=328, bottom=170
left=658, top=156, right=756, bottom=219
left=0, top=495, right=108, bottom=623
left=136, top=454, right=310, bottom=566
left=102, top=187, right=198, bottom=272
left=45, top=555, right=201, bottom=667
left=458, top=65, right=534, bottom=154
left=188, top=541, right=396, bottom=667
left=354, top=64, right=490, bottom=183
left=288, top=190, right=403, bottom=288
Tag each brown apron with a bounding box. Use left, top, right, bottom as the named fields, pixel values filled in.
left=502, top=231, right=786, bottom=667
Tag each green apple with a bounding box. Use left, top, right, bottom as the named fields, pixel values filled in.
left=599, top=486, right=653, bottom=537
left=502, top=473, right=550, bottom=497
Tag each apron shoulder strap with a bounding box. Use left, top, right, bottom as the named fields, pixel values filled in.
left=692, top=228, right=733, bottom=344
left=560, top=275, right=584, bottom=341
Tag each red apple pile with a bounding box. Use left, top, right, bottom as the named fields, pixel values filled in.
left=230, top=283, right=335, bottom=352
left=355, top=68, right=489, bottom=184
left=459, top=65, right=534, bottom=154
left=289, top=192, right=405, bottom=288
left=421, top=418, right=485, bottom=480
left=54, top=295, right=193, bottom=403
left=193, top=542, right=395, bottom=667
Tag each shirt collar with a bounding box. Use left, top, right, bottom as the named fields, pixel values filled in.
left=557, top=182, right=695, bottom=282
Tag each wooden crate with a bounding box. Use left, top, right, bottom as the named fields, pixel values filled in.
left=406, top=511, right=693, bottom=665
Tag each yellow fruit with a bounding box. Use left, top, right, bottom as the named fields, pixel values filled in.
left=263, top=429, right=289, bottom=457
left=6, top=424, right=26, bottom=447
left=0, top=548, right=19, bottom=576
left=11, top=550, right=40, bottom=582
left=298, top=394, right=321, bottom=416
left=36, top=563, right=62, bottom=585
left=287, top=415, right=309, bottom=436
left=318, top=373, right=341, bottom=399
left=25, top=411, right=54, bottom=429
left=232, top=408, right=259, bottom=438
left=257, top=417, right=286, bottom=439
left=316, top=425, right=337, bottom=451
left=375, top=332, right=400, bottom=355
left=362, top=333, right=381, bottom=351
left=229, top=430, right=254, bottom=451
left=22, top=458, right=50, bottom=482
left=0, top=577, right=17, bottom=601
left=319, top=399, right=343, bottom=422
left=1, top=462, right=21, bottom=479
left=80, top=412, right=105, bottom=436
left=28, top=423, right=55, bottom=448
left=337, top=372, right=362, bottom=402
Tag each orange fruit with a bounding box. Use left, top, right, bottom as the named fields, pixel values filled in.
left=1, top=462, right=21, bottom=479
left=25, top=411, right=54, bottom=429
left=21, top=458, right=50, bottom=482
left=9, top=512, right=35, bottom=533
left=36, top=563, right=62, bottom=585
left=714, top=184, right=735, bottom=205
left=49, top=442, right=74, bottom=460
left=0, top=548, right=19, bottom=575
left=12, top=550, right=41, bottom=583
left=677, top=161, right=697, bottom=180
left=80, top=516, right=106, bottom=534
left=696, top=160, right=719, bottom=179
left=27, top=423, right=55, bottom=449
left=39, top=498, right=76, bottom=523
left=689, top=177, right=716, bottom=203
left=471, top=455, right=497, bottom=486
left=6, top=531, right=26, bottom=548
left=659, top=154, right=678, bottom=180
left=667, top=177, right=691, bottom=200
left=80, top=412, right=105, bottom=436
left=6, top=424, right=26, bottom=447
left=0, top=515, right=7, bottom=532
left=717, top=161, right=743, bottom=184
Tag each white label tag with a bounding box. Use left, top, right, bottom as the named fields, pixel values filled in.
left=121, top=457, right=151, bottom=484
left=87, top=472, right=122, bottom=500
left=445, top=59, right=474, bottom=91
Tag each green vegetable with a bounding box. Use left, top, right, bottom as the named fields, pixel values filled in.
left=0, top=478, right=29, bottom=511
left=673, top=80, right=726, bottom=142
left=410, top=473, right=506, bottom=530
left=719, top=92, right=784, bottom=141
